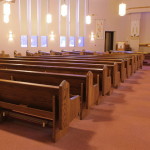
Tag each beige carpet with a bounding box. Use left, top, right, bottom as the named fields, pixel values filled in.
left=0, top=66, right=150, bottom=150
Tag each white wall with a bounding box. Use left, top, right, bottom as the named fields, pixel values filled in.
left=126, top=0, right=150, bottom=10
left=139, top=12, right=150, bottom=52
left=0, top=0, right=130, bottom=57
left=140, top=12, right=150, bottom=43
left=86, top=0, right=130, bottom=51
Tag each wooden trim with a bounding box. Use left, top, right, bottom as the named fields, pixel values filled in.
left=0, top=101, right=54, bottom=120
left=59, top=80, right=70, bottom=129
left=127, top=6, right=150, bottom=10
left=139, top=43, right=150, bottom=47
left=86, top=71, right=93, bottom=108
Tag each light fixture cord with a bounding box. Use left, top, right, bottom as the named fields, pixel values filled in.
left=88, top=0, right=89, bottom=14
left=48, top=0, right=49, bottom=13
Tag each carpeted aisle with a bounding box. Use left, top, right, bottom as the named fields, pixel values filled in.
left=0, top=66, right=150, bottom=150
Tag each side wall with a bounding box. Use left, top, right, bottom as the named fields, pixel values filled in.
left=0, top=0, right=130, bottom=57
left=140, top=12, right=150, bottom=43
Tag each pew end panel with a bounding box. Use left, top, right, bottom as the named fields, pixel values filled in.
left=86, top=71, right=99, bottom=108
left=0, top=79, right=79, bottom=142
left=102, top=66, right=112, bottom=96
left=93, top=74, right=100, bottom=104
left=113, top=63, right=120, bottom=88
left=125, top=58, right=132, bottom=78
left=120, top=61, right=126, bottom=82
left=0, top=66, right=96, bottom=120
left=58, top=80, right=70, bottom=130
left=56, top=80, right=80, bottom=137
left=130, top=56, right=135, bottom=74
left=69, top=95, right=80, bottom=122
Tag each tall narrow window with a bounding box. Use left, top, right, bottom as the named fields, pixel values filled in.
left=60, top=36, right=66, bottom=47
left=19, top=0, right=28, bottom=38
left=31, top=0, right=38, bottom=36
left=31, top=36, right=38, bottom=47
left=41, top=36, right=48, bottom=47
left=78, top=37, right=84, bottom=47
left=60, top=0, right=67, bottom=47
left=70, top=0, right=76, bottom=44
left=69, top=37, right=75, bottom=47
left=40, top=0, right=47, bottom=35
left=79, top=0, right=85, bottom=39
left=21, top=35, right=28, bottom=47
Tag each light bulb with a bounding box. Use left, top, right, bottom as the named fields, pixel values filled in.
left=61, top=4, right=67, bottom=17
left=50, top=31, right=55, bottom=41
left=9, top=31, right=13, bottom=41
left=119, top=3, right=126, bottom=16
left=86, top=15, right=91, bottom=24
left=46, top=14, right=52, bottom=23
left=3, top=3, right=10, bottom=15
left=3, top=15, right=9, bottom=23
left=90, top=32, right=95, bottom=41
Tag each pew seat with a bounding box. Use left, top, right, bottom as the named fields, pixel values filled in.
left=0, top=79, right=80, bottom=142
left=0, top=69, right=99, bottom=118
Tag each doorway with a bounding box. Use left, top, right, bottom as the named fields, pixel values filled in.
left=105, top=31, right=114, bottom=52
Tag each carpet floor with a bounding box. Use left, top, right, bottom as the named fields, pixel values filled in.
left=0, top=66, right=150, bottom=150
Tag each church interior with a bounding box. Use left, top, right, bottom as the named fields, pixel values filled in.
left=0, top=0, right=150, bottom=150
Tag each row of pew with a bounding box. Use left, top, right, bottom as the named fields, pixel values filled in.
left=25, top=49, right=144, bottom=57
left=143, top=53, right=150, bottom=65
left=0, top=52, right=144, bottom=142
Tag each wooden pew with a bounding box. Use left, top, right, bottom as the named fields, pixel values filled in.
left=132, top=53, right=143, bottom=69
left=45, top=59, right=121, bottom=85
left=21, top=52, right=141, bottom=72
left=97, top=53, right=136, bottom=73
left=50, top=50, right=70, bottom=56
left=15, top=55, right=72, bottom=58
left=38, top=50, right=50, bottom=55
left=111, top=51, right=144, bottom=69
left=0, top=69, right=98, bottom=118
left=49, top=54, right=133, bottom=76
left=0, top=57, right=121, bottom=85
left=0, top=60, right=110, bottom=95
left=44, top=59, right=120, bottom=86
left=26, top=50, right=40, bottom=56
left=0, top=57, right=125, bottom=83
left=0, top=59, right=116, bottom=88
left=76, top=56, right=129, bottom=78
left=85, top=52, right=138, bottom=73
left=82, top=50, right=97, bottom=55
left=25, top=57, right=125, bottom=82
left=0, top=63, right=110, bottom=96
left=0, top=50, right=10, bottom=58
left=15, top=56, right=127, bottom=77
left=47, top=59, right=120, bottom=87
left=117, top=53, right=143, bottom=70
left=0, top=79, right=80, bottom=142
left=61, top=50, right=84, bottom=55
left=14, top=50, right=22, bottom=57
left=67, top=56, right=131, bottom=78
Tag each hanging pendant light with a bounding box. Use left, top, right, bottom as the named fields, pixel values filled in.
left=90, top=32, right=95, bottom=41
left=46, top=0, right=52, bottom=23
left=50, top=31, right=55, bottom=41
left=61, top=0, right=67, bottom=17
left=119, top=3, right=126, bottom=16
left=86, top=0, right=91, bottom=24
left=86, top=15, right=91, bottom=24
left=6, top=0, right=11, bottom=1
left=3, top=3, right=10, bottom=15
left=8, top=31, right=13, bottom=41
left=46, top=14, right=52, bottom=23
left=3, top=15, right=9, bottom=23
left=3, top=2, right=11, bottom=23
